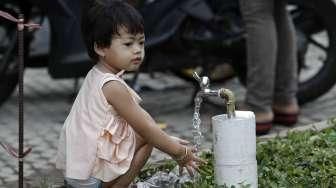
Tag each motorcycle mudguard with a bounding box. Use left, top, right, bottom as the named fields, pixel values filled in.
left=144, top=0, right=214, bottom=47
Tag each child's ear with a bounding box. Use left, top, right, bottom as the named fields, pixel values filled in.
left=94, top=43, right=105, bottom=57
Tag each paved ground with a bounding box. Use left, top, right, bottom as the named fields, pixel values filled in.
left=0, top=67, right=335, bottom=187
left=0, top=17, right=335, bottom=187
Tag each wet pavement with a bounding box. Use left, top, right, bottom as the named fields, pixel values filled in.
left=0, top=67, right=335, bottom=187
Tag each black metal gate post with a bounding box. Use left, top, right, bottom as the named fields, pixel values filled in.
left=17, top=14, right=24, bottom=188
left=0, top=10, right=39, bottom=188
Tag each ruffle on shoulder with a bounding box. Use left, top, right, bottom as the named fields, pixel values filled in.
left=97, top=116, right=135, bottom=164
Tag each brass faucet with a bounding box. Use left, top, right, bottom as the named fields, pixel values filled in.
left=193, top=72, right=236, bottom=118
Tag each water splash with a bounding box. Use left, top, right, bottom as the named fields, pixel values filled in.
left=192, top=95, right=203, bottom=151
left=136, top=167, right=193, bottom=187
left=134, top=96, right=204, bottom=187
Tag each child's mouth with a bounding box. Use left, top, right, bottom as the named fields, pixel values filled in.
left=131, top=58, right=142, bottom=64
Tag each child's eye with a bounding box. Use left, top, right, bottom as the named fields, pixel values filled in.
left=139, top=41, right=145, bottom=46
left=124, top=42, right=132, bottom=47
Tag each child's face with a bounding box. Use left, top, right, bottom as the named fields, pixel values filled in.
left=99, top=27, right=145, bottom=73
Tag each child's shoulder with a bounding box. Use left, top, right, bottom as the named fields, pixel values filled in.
left=102, top=79, right=128, bottom=94
left=90, top=67, right=122, bottom=86
left=102, top=79, right=136, bottom=107
left=91, top=66, right=142, bottom=104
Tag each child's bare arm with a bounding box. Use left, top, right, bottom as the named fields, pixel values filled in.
left=102, top=81, right=185, bottom=158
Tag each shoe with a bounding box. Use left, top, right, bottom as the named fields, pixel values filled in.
left=273, top=111, right=299, bottom=126
left=256, top=121, right=272, bottom=135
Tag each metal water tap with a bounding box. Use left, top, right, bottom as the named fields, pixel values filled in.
left=193, top=72, right=236, bottom=118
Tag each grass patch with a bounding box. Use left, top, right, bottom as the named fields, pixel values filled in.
left=139, top=118, right=336, bottom=187
left=258, top=118, right=336, bottom=187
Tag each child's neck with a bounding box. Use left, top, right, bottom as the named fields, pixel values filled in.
left=96, top=62, right=118, bottom=74
left=96, top=62, right=124, bottom=76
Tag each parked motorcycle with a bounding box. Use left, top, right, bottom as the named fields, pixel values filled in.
left=0, top=0, right=336, bottom=107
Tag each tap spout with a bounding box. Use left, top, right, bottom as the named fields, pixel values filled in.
left=193, top=72, right=236, bottom=118
left=219, top=88, right=236, bottom=118
left=197, top=89, right=219, bottom=97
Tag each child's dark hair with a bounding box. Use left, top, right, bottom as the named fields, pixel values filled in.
left=81, top=0, right=144, bottom=62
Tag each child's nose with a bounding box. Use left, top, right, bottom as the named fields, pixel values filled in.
left=133, top=44, right=142, bottom=54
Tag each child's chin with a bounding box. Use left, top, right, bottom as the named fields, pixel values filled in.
left=127, top=65, right=141, bottom=72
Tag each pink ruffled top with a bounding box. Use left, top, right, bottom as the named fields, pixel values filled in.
left=55, top=66, right=141, bottom=182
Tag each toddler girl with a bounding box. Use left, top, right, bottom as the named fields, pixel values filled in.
left=55, top=1, right=205, bottom=187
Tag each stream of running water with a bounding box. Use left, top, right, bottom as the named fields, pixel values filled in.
left=192, top=95, right=203, bottom=152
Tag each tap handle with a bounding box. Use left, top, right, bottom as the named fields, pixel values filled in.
left=193, top=72, right=210, bottom=89
left=193, top=72, right=201, bottom=82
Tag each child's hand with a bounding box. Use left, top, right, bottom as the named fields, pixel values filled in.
left=170, top=136, right=190, bottom=145
left=173, top=146, right=207, bottom=177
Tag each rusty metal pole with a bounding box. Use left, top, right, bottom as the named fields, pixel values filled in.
left=17, top=14, right=25, bottom=188
left=0, top=10, right=39, bottom=188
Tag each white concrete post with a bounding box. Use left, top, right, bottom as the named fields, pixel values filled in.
left=212, top=111, right=257, bottom=187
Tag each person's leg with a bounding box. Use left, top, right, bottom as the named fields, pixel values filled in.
left=102, top=133, right=153, bottom=188
left=65, top=177, right=102, bottom=188
left=273, top=0, right=299, bottom=114
left=238, top=0, right=276, bottom=122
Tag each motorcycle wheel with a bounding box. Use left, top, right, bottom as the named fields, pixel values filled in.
left=235, top=0, right=336, bottom=105
left=293, top=0, right=336, bottom=104
left=173, top=0, right=336, bottom=105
